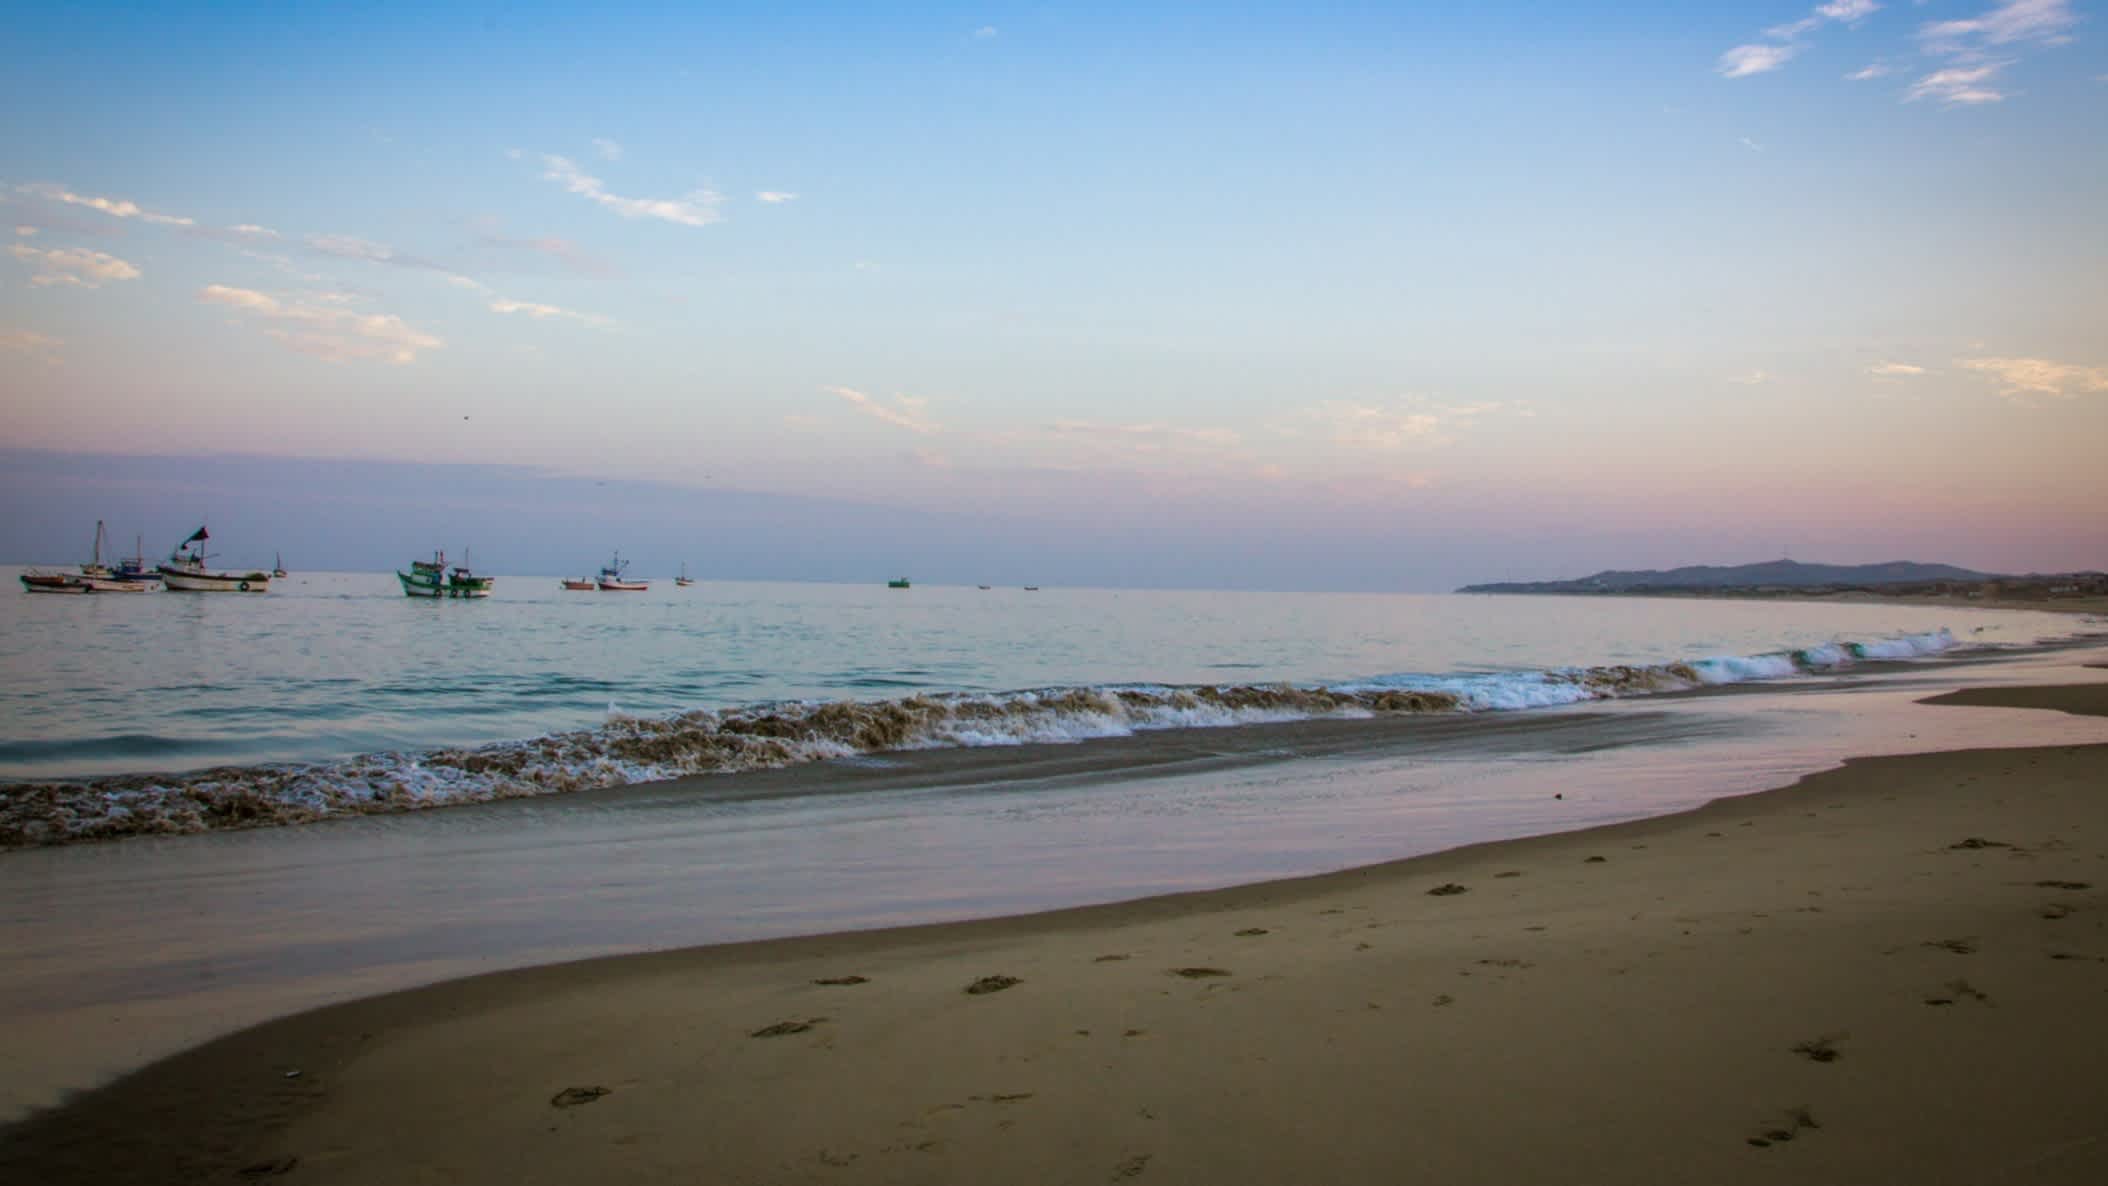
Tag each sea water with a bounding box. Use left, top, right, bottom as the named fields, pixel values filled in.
left=0, top=570, right=2092, bottom=843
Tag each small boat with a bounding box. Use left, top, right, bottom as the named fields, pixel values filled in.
left=1023, top=586, right=1040, bottom=591
left=399, top=550, right=494, bottom=599
left=158, top=526, right=270, bottom=593
left=560, top=577, right=596, bottom=591
left=597, top=552, right=648, bottom=592
left=272, top=551, right=288, bottom=580
left=74, top=521, right=152, bottom=591
left=109, top=534, right=160, bottom=586
left=977, top=584, right=992, bottom=590
left=21, top=571, right=90, bottom=594
left=887, top=577, right=911, bottom=589
left=674, top=562, right=694, bottom=588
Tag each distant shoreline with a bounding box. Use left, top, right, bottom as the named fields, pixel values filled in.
left=1457, top=587, right=2108, bottom=617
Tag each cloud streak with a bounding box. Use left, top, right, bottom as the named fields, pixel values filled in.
left=7, top=244, right=141, bottom=288
left=488, top=297, right=612, bottom=328
left=14, top=182, right=193, bottom=226
left=199, top=284, right=442, bottom=365
left=1959, top=356, right=2108, bottom=400
left=823, top=385, right=939, bottom=434
left=540, top=155, right=724, bottom=227
left=1720, top=2, right=1883, bottom=78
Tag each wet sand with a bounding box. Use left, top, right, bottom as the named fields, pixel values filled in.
left=5, top=681, right=2105, bottom=1184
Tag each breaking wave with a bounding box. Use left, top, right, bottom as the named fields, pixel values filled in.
left=0, top=628, right=1961, bottom=848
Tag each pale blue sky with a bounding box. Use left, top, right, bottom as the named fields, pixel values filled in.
left=3, top=2, right=2104, bottom=587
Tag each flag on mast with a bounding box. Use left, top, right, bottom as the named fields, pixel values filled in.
left=185, top=526, right=210, bottom=543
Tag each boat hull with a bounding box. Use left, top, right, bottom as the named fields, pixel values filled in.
left=597, top=580, right=649, bottom=591
left=400, top=572, right=492, bottom=599
left=78, top=575, right=152, bottom=592
left=159, top=568, right=270, bottom=592
left=21, top=573, right=89, bottom=594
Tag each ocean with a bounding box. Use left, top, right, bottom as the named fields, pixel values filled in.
left=0, top=571, right=2087, bottom=844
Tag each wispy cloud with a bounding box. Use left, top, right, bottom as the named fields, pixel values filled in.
left=182, top=222, right=284, bottom=245
left=14, top=182, right=193, bottom=226
left=1719, top=43, right=1800, bottom=78
left=1846, top=61, right=1897, bottom=80
left=823, top=385, right=939, bottom=434
left=539, top=155, right=724, bottom=227
left=1919, top=0, right=2078, bottom=55
left=488, top=297, right=612, bottom=328
left=1907, top=63, right=2010, bottom=103
left=0, top=327, right=62, bottom=364
left=592, top=138, right=624, bottom=161
left=13, top=226, right=36, bottom=237
left=1908, top=2, right=2079, bottom=104
left=1305, top=398, right=1505, bottom=450
left=199, top=284, right=442, bottom=365
left=7, top=243, right=141, bottom=288
left=1868, top=360, right=1930, bottom=376
left=1727, top=370, right=1769, bottom=385
left=1959, top=356, right=2108, bottom=399
left=755, top=191, right=799, bottom=204
left=1721, top=2, right=1883, bottom=78
left=476, top=230, right=613, bottom=276
left=972, top=26, right=999, bottom=40
left=303, top=232, right=452, bottom=272
left=1739, top=136, right=1765, bottom=152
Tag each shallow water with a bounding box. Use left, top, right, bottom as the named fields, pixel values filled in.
left=1, top=644, right=2104, bottom=1120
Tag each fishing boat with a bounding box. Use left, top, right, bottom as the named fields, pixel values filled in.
left=109, top=533, right=160, bottom=585
left=20, top=571, right=90, bottom=594
left=674, top=562, right=694, bottom=588
left=597, top=552, right=648, bottom=592
left=272, top=551, right=289, bottom=580
left=157, top=526, right=271, bottom=593
left=560, top=577, right=596, bottom=591
left=887, top=577, right=911, bottom=589
left=399, top=550, right=495, bottom=599
left=73, top=521, right=153, bottom=591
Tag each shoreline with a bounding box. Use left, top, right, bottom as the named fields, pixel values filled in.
left=6, top=680, right=2106, bottom=1184
left=7, top=617, right=2100, bottom=852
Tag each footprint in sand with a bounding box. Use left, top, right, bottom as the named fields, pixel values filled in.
left=1112, top=1153, right=1152, bottom=1178
left=812, top=975, right=869, bottom=986
left=1427, top=883, right=1469, bottom=896
left=1234, top=927, right=1269, bottom=936
left=1746, top=1106, right=1820, bottom=1147
left=752, top=1018, right=827, bottom=1038
left=1790, top=1037, right=1843, bottom=1063
left=1924, top=937, right=1978, bottom=955
left=965, top=975, right=1022, bottom=995
left=1168, top=967, right=1232, bottom=979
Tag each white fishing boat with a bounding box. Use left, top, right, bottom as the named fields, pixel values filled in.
left=157, top=526, right=271, bottom=593
left=596, top=552, right=648, bottom=592
left=674, top=562, right=694, bottom=588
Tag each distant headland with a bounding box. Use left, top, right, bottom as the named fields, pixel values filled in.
left=1457, top=560, right=2108, bottom=606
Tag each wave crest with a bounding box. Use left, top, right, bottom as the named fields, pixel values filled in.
left=0, top=628, right=1962, bottom=848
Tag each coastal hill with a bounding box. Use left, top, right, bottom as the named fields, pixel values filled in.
left=1457, top=559, right=1997, bottom=595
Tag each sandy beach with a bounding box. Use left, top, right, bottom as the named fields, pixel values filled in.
left=4, top=676, right=2104, bottom=1185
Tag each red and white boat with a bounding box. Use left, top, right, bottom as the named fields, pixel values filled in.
left=560, top=577, right=596, bottom=591
left=596, top=552, right=648, bottom=591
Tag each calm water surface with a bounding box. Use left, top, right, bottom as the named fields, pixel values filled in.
left=0, top=571, right=2087, bottom=780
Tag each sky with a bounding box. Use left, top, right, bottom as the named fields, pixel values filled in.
left=2, top=1, right=2104, bottom=590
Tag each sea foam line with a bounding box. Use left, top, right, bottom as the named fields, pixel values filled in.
left=0, top=628, right=1961, bottom=848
